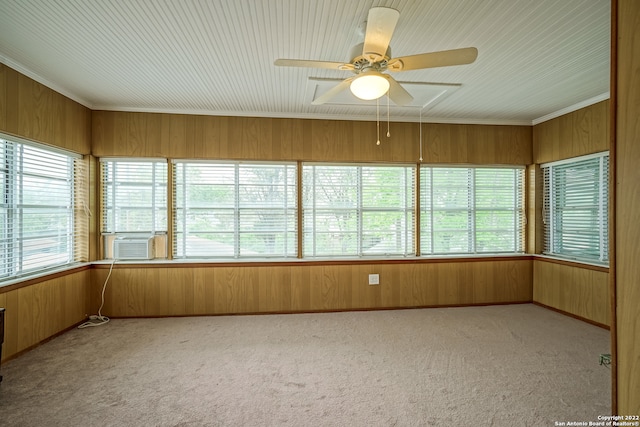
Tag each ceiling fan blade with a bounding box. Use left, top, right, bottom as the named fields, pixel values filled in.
left=385, top=76, right=413, bottom=106
left=311, top=78, right=354, bottom=105
left=387, top=47, right=478, bottom=72
left=362, top=7, right=399, bottom=62
left=274, top=59, right=353, bottom=71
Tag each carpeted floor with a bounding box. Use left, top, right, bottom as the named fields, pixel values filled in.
left=0, top=304, right=610, bottom=426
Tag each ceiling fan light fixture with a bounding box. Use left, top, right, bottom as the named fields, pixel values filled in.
left=350, top=71, right=389, bottom=100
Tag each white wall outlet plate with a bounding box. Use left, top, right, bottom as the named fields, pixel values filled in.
left=368, top=274, right=380, bottom=285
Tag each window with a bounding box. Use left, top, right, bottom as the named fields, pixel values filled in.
left=173, top=161, right=297, bottom=258
left=542, top=152, right=609, bottom=264
left=101, top=159, right=167, bottom=233
left=1, top=136, right=85, bottom=281
left=420, top=167, right=525, bottom=254
left=97, top=158, right=529, bottom=261
left=302, top=164, right=415, bottom=257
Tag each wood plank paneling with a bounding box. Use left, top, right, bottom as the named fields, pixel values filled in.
left=3, top=67, right=20, bottom=136
left=270, top=118, right=303, bottom=161
left=290, top=266, right=311, bottom=312
left=308, top=120, right=353, bottom=162
left=424, top=123, right=464, bottom=163
left=533, top=259, right=610, bottom=327
left=0, top=64, right=7, bottom=131
left=90, top=259, right=532, bottom=318
left=533, top=100, right=610, bottom=164
left=0, top=270, right=91, bottom=362
left=0, top=64, right=91, bottom=154
left=616, top=0, right=640, bottom=415
left=18, top=75, right=54, bottom=144
left=0, top=290, right=19, bottom=359
left=423, top=123, right=533, bottom=165
left=92, top=111, right=532, bottom=165
left=258, top=266, right=292, bottom=313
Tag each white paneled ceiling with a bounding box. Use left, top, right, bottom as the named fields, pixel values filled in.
left=0, top=0, right=610, bottom=125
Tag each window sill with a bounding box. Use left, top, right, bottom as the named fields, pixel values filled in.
left=533, top=254, right=609, bottom=272
left=0, top=263, right=92, bottom=292
left=91, top=254, right=532, bottom=268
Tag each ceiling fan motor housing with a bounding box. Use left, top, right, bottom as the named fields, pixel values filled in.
left=349, top=42, right=391, bottom=73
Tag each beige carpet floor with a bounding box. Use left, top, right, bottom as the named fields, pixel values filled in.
left=0, top=304, right=610, bottom=426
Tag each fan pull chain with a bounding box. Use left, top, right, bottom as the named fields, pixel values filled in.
left=419, top=108, right=423, bottom=162
left=386, top=91, right=391, bottom=138
left=376, top=98, right=381, bottom=145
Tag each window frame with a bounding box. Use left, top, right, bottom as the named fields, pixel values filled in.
left=172, top=160, right=298, bottom=259
left=1, top=134, right=85, bottom=283
left=100, top=158, right=168, bottom=235
left=302, top=162, right=416, bottom=258
left=419, top=165, right=526, bottom=256
left=96, top=157, right=532, bottom=263
left=542, top=152, right=609, bottom=265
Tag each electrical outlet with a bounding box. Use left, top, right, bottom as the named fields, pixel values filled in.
left=368, top=274, right=380, bottom=285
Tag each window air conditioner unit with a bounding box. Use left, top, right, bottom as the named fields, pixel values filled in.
left=113, top=236, right=154, bottom=260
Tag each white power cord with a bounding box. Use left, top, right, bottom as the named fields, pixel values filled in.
left=78, top=258, right=116, bottom=329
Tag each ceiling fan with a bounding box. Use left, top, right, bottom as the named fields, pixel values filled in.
left=274, top=7, right=478, bottom=106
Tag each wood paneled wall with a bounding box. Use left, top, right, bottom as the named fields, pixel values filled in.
left=0, top=64, right=91, bottom=154
left=0, top=64, right=93, bottom=362
left=0, top=269, right=91, bottom=362
left=533, top=100, right=610, bottom=164
left=89, top=111, right=534, bottom=317
left=91, top=259, right=532, bottom=317
left=531, top=100, right=610, bottom=326
left=615, top=0, right=640, bottom=415
left=533, top=260, right=610, bottom=327
left=92, top=111, right=532, bottom=165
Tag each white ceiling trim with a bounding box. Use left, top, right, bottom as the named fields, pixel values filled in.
left=98, top=91, right=610, bottom=127
left=531, top=93, right=611, bottom=125
left=94, top=104, right=534, bottom=126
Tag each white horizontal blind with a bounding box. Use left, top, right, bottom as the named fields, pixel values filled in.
left=302, top=164, right=415, bottom=257
left=420, top=167, right=524, bottom=254
left=173, top=161, right=297, bottom=258
left=475, top=168, right=525, bottom=252
left=420, top=168, right=471, bottom=254
left=73, top=157, right=89, bottom=263
left=101, top=160, right=167, bottom=233
left=542, top=153, right=609, bottom=264
left=1, top=137, right=80, bottom=280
